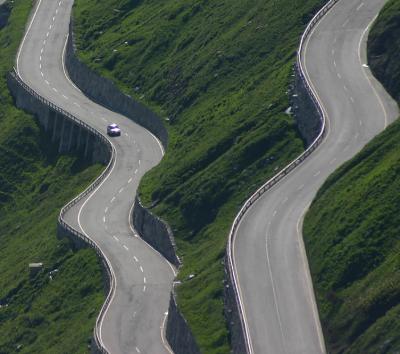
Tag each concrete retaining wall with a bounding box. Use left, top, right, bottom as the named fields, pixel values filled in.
left=65, top=21, right=168, bottom=148
left=290, top=65, right=322, bottom=147
left=224, top=262, right=247, bottom=354
left=7, top=72, right=110, bottom=165
left=0, top=1, right=10, bottom=30
left=165, top=292, right=200, bottom=354
left=132, top=196, right=180, bottom=267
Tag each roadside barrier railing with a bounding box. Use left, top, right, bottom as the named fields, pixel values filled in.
left=225, top=0, right=340, bottom=353
left=10, top=69, right=115, bottom=354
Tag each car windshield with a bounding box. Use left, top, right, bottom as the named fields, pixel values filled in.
left=108, top=124, right=118, bottom=129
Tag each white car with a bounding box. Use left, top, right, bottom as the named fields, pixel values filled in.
left=107, top=123, right=121, bottom=136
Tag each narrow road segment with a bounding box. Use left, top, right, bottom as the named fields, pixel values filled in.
left=233, top=0, right=398, bottom=353
left=16, top=0, right=175, bottom=353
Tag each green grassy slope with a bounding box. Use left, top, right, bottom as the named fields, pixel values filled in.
left=368, top=0, right=400, bottom=102
left=303, top=2, right=400, bottom=353
left=0, top=1, right=104, bottom=353
left=73, top=0, right=326, bottom=351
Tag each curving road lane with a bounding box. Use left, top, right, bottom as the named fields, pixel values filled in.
left=233, top=0, right=398, bottom=353
left=17, top=0, right=175, bottom=353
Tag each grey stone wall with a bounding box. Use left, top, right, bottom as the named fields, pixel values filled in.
left=290, top=64, right=322, bottom=147
left=7, top=71, right=110, bottom=164
left=224, top=262, right=247, bottom=354
left=0, top=1, right=10, bottom=30
left=132, top=196, right=180, bottom=267
left=65, top=21, right=168, bottom=148
left=166, top=292, right=200, bottom=354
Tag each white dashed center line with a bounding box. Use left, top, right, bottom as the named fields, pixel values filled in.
left=123, top=245, right=129, bottom=251
left=119, top=187, right=124, bottom=194
left=134, top=256, right=139, bottom=262
left=357, top=2, right=364, bottom=11
left=314, top=171, right=321, bottom=177
left=135, top=347, right=141, bottom=353
left=128, top=177, right=132, bottom=184
left=113, top=236, right=119, bottom=242
left=111, top=197, right=116, bottom=203
left=62, top=95, right=68, bottom=100
left=46, top=32, right=49, bottom=37
left=350, top=97, right=354, bottom=103
left=103, top=216, right=106, bottom=223
left=105, top=207, right=108, bottom=214
left=140, top=266, right=144, bottom=273
left=143, top=277, right=146, bottom=284
left=52, top=87, right=58, bottom=93
left=45, top=80, right=50, bottom=85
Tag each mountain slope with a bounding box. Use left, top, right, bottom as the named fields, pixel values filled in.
left=303, top=2, right=400, bottom=352
left=0, top=1, right=104, bottom=352
left=72, top=0, right=327, bottom=351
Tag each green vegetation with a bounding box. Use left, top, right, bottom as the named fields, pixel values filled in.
left=303, top=2, right=400, bottom=352
left=0, top=1, right=104, bottom=352
left=73, top=0, right=327, bottom=351
left=368, top=0, right=400, bottom=102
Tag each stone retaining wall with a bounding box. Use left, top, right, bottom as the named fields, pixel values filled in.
left=0, top=1, right=10, bottom=29
left=132, top=196, right=180, bottom=267
left=290, top=65, right=322, bottom=147
left=7, top=72, right=109, bottom=164
left=165, top=292, right=200, bottom=354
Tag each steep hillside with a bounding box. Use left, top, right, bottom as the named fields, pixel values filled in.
left=72, top=0, right=326, bottom=351
left=303, top=2, right=400, bottom=353
left=368, top=0, right=400, bottom=102
left=0, top=1, right=104, bottom=352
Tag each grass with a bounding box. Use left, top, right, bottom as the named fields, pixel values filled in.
left=72, top=0, right=327, bottom=352
left=303, top=2, right=400, bottom=352
left=0, top=1, right=105, bottom=353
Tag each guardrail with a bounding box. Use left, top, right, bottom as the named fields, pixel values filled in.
left=10, top=69, right=115, bottom=354
left=226, top=0, right=340, bottom=353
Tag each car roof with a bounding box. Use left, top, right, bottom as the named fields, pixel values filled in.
left=108, top=123, right=119, bottom=128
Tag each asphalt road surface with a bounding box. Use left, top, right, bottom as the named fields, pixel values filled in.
left=17, top=0, right=175, bottom=353
left=233, top=0, right=399, bottom=353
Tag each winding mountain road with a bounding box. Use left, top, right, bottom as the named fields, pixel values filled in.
left=17, top=0, right=175, bottom=353
left=233, top=0, right=398, bottom=353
